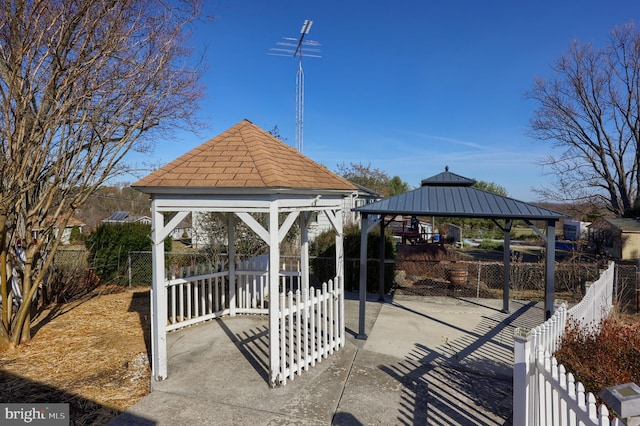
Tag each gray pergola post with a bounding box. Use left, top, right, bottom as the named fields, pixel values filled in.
left=357, top=213, right=369, bottom=340
left=502, top=219, right=512, bottom=313
left=545, top=220, right=556, bottom=319
left=378, top=219, right=386, bottom=301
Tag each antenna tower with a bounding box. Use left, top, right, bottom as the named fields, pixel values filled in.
left=269, top=19, right=321, bottom=153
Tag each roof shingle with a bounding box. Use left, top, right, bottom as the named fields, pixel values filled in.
left=133, top=119, right=357, bottom=192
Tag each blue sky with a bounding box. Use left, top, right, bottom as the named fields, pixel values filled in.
left=125, top=1, right=640, bottom=201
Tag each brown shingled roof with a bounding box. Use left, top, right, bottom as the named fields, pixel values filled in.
left=133, top=119, right=357, bottom=192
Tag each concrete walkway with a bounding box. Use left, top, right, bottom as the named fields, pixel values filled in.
left=109, top=294, right=544, bottom=425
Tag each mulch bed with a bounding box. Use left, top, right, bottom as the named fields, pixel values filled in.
left=0, top=286, right=151, bottom=425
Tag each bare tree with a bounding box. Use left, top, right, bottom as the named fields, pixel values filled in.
left=527, top=22, right=640, bottom=216
left=0, top=0, right=204, bottom=350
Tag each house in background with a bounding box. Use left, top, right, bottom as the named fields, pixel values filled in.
left=33, top=216, right=86, bottom=245
left=103, top=211, right=195, bottom=245
left=307, top=183, right=380, bottom=241
left=588, top=217, right=640, bottom=260
left=102, top=211, right=151, bottom=226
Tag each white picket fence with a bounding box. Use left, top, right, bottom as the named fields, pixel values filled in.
left=277, top=278, right=344, bottom=385
left=163, top=256, right=344, bottom=387
left=513, top=262, right=621, bottom=425
left=534, top=348, right=616, bottom=426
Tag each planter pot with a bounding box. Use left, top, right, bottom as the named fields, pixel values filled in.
left=448, top=266, right=468, bottom=286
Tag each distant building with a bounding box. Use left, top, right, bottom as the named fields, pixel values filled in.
left=588, top=218, right=640, bottom=260
left=102, top=211, right=151, bottom=225
left=33, top=216, right=86, bottom=245
left=307, top=183, right=381, bottom=241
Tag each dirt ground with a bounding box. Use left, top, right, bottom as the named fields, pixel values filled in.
left=0, top=286, right=151, bottom=425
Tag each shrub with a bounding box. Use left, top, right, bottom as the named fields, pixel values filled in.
left=87, top=223, right=171, bottom=285
left=555, top=314, right=640, bottom=405
left=69, top=225, right=85, bottom=243
left=311, top=224, right=396, bottom=293
left=478, top=240, right=504, bottom=251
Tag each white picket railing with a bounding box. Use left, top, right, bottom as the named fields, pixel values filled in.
left=277, top=277, right=344, bottom=385
left=513, top=262, right=621, bottom=425
left=165, top=258, right=303, bottom=330
left=166, top=260, right=230, bottom=331
left=164, top=255, right=344, bottom=387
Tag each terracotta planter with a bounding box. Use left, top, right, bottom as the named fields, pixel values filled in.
left=448, top=265, right=468, bottom=286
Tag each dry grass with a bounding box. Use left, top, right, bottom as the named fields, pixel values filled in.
left=0, top=286, right=151, bottom=425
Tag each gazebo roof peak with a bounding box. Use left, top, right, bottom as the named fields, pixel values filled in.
left=421, top=166, right=477, bottom=187
left=133, top=119, right=357, bottom=193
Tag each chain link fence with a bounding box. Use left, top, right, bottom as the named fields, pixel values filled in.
left=394, top=257, right=638, bottom=313
left=312, top=252, right=638, bottom=313
left=65, top=249, right=639, bottom=314
left=127, top=251, right=231, bottom=287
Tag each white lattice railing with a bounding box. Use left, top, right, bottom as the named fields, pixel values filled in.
left=513, top=261, right=620, bottom=425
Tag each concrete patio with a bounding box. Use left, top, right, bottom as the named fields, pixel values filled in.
left=109, top=293, right=545, bottom=425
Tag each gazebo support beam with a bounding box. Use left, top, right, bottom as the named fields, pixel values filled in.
left=299, top=213, right=310, bottom=295
left=378, top=219, right=386, bottom=301
left=524, top=219, right=557, bottom=320
left=268, top=201, right=280, bottom=386
left=544, top=220, right=556, bottom=320
left=357, top=214, right=369, bottom=340
left=502, top=219, right=512, bottom=313
left=150, top=203, right=168, bottom=380
left=227, top=214, right=237, bottom=317
left=333, top=209, right=345, bottom=346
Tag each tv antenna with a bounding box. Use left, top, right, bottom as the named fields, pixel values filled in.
left=269, top=19, right=321, bottom=153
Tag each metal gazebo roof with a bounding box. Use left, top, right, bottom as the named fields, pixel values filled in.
left=352, top=168, right=569, bottom=340
left=354, top=168, right=567, bottom=221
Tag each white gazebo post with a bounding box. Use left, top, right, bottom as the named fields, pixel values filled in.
left=268, top=200, right=281, bottom=386
left=299, top=212, right=310, bottom=294
left=150, top=201, right=168, bottom=380
left=227, top=213, right=236, bottom=316
left=333, top=208, right=345, bottom=346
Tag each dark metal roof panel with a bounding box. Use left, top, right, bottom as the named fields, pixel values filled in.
left=354, top=185, right=568, bottom=220
left=421, top=170, right=477, bottom=187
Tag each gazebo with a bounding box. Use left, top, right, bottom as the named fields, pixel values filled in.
left=133, top=119, right=358, bottom=386
left=353, top=168, right=568, bottom=338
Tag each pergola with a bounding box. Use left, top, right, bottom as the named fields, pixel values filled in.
left=353, top=168, right=568, bottom=339
left=133, top=120, right=357, bottom=383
